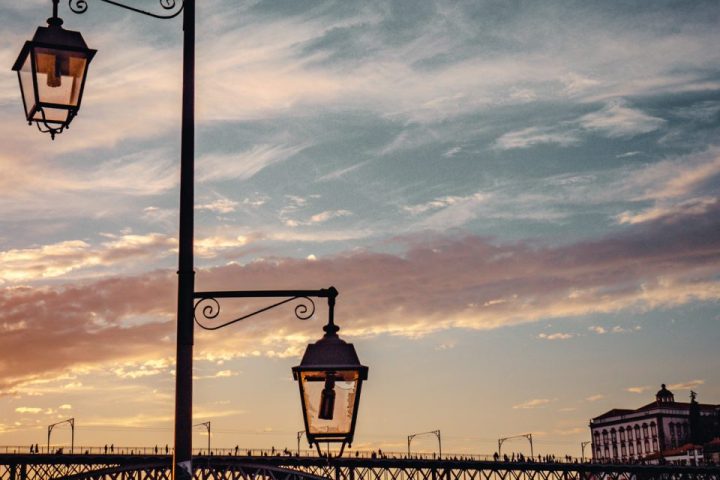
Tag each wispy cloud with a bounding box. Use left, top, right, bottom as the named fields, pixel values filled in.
left=538, top=332, right=574, bottom=341
left=626, top=386, right=652, bottom=394
left=579, top=100, right=665, bottom=138
left=513, top=398, right=552, bottom=409
left=285, top=209, right=353, bottom=227
left=197, top=144, right=307, bottom=183
left=668, top=379, right=704, bottom=391
left=0, top=234, right=176, bottom=283
left=197, top=198, right=239, bottom=214
left=493, top=126, right=580, bottom=150
left=3, top=200, right=717, bottom=393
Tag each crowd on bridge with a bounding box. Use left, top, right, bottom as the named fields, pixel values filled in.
left=30, top=444, right=698, bottom=465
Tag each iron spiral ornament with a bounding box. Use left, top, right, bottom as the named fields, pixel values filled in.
left=194, top=296, right=316, bottom=331
left=68, top=0, right=184, bottom=18
left=68, top=0, right=88, bottom=14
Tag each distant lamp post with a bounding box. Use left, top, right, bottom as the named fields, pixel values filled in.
left=407, top=430, right=442, bottom=459
left=11, top=0, right=95, bottom=139
left=47, top=418, right=74, bottom=454
left=194, top=421, right=211, bottom=454
left=292, top=290, right=368, bottom=456
left=581, top=441, right=591, bottom=462
left=498, top=433, right=534, bottom=459
left=296, top=431, right=305, bottom=456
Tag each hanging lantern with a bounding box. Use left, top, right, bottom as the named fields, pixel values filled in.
left=12, top=6, right=96, bottom=139
left=292, top=288, right=368, bottom=456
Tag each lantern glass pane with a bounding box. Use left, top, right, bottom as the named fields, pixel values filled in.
left=301, top=370, right=359, bottom=435
left=34, top=48, right=87, bottom=107
left=18, top=53, right=36, bottom=118
left=31, top=107, right=71, bottom=124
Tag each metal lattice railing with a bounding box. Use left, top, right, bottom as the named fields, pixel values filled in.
left=1, top=455, right=718, bottom=480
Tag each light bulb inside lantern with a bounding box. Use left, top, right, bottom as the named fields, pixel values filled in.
left=318, top=375, right=336, bottom=420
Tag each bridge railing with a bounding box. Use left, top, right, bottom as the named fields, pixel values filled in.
left=0, top=445, right=586, bottom=463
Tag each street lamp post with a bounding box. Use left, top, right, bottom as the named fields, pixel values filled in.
left=498, top=433, right=534, bottom=459
left=297, top=431, right=305, bottom=456
left=13, top=1, right=368, bottom=478
left=47, top=418, right=74, bottom=454
left=407, top=430, right=441, bottom=459
left=194, top=422, right=210, bottom=455
left=581, top=441, right=591, bottom=462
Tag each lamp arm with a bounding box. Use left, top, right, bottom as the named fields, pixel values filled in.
left=68, top=0, right=184, bottom=19
left=193, top=287, right=338, bottom=331
left=194, top=296, right=315, bottom=331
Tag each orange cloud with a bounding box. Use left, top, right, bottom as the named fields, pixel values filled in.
left=2, top=202, right=719, bottom=395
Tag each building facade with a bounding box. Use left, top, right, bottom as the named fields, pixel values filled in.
left=589, top=384, right=719, bottom=463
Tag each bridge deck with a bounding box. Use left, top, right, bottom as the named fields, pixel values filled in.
left=1, top=454, right=718, bottom=480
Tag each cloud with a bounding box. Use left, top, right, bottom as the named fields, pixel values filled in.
left=197, top=198, right=239, bottom=214
left=579, top=101, right=665, bottom=138
left=493, top=126, right=580, bottom=150
left=538, top=332, right=574, bottom=340
left=0, top=234, right=176, bottom=283
left=589, top=325, right=641, bottom=335
left=403, top=194, right=488, bottom=215
left=494, top=100, right=664, bottom=152
left=626, top=386, right=652, bottom=394
left=617, top=197, right=718, bottom=225
left=513, top=398, right=552, bottom=409
left=1, top=199, right=719, bottom=394
left=15, top=407, right=43, bottom=414
left=616, top=147, right=720, bottom=204
left=285, top=210, right=353, bottom=227
left=668, top=379, right=704, bottom=391
left=197, top=144, right=307, bottom=183
left=586, top=395, right=604, bottom=402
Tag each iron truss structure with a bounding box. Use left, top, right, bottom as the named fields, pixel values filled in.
left=1, top=455, right=719, bottom=480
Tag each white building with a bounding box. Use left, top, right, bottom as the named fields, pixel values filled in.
left=589, top=384, right=718, bottom=462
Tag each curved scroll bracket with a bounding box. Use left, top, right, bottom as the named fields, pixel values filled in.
left=68, top=0, right=184, bottom=19
left=193, top=287, right=338, bottom=332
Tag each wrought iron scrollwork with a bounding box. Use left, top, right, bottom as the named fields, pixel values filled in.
left=68, top=0, right=88, bottom=14
left=68, top=0, right=184, bottom=19
left=194, top=296, right=316, bottom=331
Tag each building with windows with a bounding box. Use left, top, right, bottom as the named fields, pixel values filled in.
left=589, top=384, right=719, bottom=462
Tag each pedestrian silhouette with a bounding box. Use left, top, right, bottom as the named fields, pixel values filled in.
left=110, top=444, right=114, bottom=453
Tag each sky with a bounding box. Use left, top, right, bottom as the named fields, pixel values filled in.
left=1, top=0, right=719, bottom=458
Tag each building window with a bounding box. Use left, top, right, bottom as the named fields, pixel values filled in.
left=620, top=428, right=626, bottom=441
left=637, top=440, right=642, bottom=455
left=621, top=445, right=627, bottom=457
left=645, top=438, right=650, bottom=453
left=603, top=430, right=608, bottom=444
left=629, top=442, right=634, bottom=456
left=670, top=423, right=677, bottom=448
left=611, top=429, right=617, bottom=444
left=652, top=438, right=658, bottom=452
left=627, top=427, right=633, bottom=441
left=612, top=445, right=618, bottom=459
left=642, top=423, right=648, bottom=438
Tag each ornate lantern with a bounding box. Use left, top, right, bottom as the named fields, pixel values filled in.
left=12, top=2, right=96, bottom=139
left=293, top=290, right=368, bottom=456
